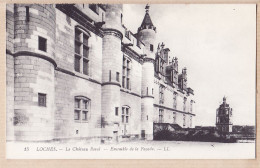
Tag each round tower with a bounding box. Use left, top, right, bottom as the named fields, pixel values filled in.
left=13, top=4, right=56, bottom=141
left=101, top=4, right=123, bottom=142
left=138, top=5, right=156, bottom=140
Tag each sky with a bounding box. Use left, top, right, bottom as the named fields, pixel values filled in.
left=123, top=4, right=256, bottom=126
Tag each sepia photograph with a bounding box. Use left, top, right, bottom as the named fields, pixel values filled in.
left=5, top=3, right=256, bottom=159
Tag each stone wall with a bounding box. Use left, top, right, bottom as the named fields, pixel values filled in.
left=153, top=77, right=195, bottom=128
left=120, top=91, right=142, bottom=137
left=54, top=8, right=103, bottom=139
left=54, top=71, right=102, bottom=139
left=6, top=4, right=15, bottom=141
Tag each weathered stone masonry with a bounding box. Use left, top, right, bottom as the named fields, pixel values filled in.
left=6, top=4, right=195, bottom=142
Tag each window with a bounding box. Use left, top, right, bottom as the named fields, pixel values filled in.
left=159, top=109, right=164, bottom=123
left=115, top=107, right=118, bottom=116
left=155, top=58, right=159, bottom=73
left=74, top=110, right=80, bottom=120
left=126, top=108, right=129, bottom=123
left=173, top=92, right=177, bottom=109
left=102, top=13, right=104, bottom=22
left=89, top=4, right=99, bottom=14
left=25, top=6, right=29, bottom=22
left=159, top=85, right=164, bottom=104
left=183, top=114, right=186, bottom=127
left=150, top=44, right=153, bottom=52
left=38, top=93, right=46, bottom=107
left=121, top=106, right=130, bottom=123
left=38, top=36, right=47, bottom=52
left=74, top=28, right=90, bottom=75
left=183, top=97, right=187, bottom=112
left=137, top=40, right=141, bottom=48
left=225, top=109, right=229, bottom=115
left=82, top=99, right=88, bottom=120
left=109, top=70, right=111, bottom=81
left=116, top=72, right=120, bottom=82
left=122, top=107, right=124, bottom=123
left=160, top=59, right=164, bottom=73
left=190, top=100, right=193, bottom=113
left=173, top=112, right=176, bottom=124
left=125, top=30, right=130, bottom=40
left=82, top=111, right=87, bottom=120
left=122, top=56, right=131, bottom=89
left=74, top=96, right=90, bottom=121
left=173, top=71, right=178, bottom=84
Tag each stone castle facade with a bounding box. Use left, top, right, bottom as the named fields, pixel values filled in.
left=6, top=4, right=195, bottom=142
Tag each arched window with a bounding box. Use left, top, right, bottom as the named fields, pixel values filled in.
left=74, top=27, right=90, bottom=75
left=74, top=96, right=91, bottom=121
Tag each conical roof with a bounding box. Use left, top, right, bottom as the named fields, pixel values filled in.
left=138, top=5, right=156, bottom=32
left=140, top=12, right=154, bottom=28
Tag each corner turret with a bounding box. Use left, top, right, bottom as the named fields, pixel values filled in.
left=137, top=4, right=157, bottom=60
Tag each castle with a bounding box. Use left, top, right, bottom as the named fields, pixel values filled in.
left=6, top=4, right=195, bottom=142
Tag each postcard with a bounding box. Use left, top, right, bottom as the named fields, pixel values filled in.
left=5, top=3, right=256, bottom=159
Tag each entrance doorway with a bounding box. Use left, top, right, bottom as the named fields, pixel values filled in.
left=113, top=131, right=118, bottom=142
left=141, top=130, right=145, bottom=139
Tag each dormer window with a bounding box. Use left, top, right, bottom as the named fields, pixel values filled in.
left=137, top=40, right=141, bottom=48
left=160, top=59, right=164, bottom=74
left=125, top=30, right=130, bottom=40
left=89, top=4, right=99, bottom=14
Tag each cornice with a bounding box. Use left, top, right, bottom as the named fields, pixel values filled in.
left=154, top=104, right=196, bottom=116
left=103, top=28, right=123, bottom=40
